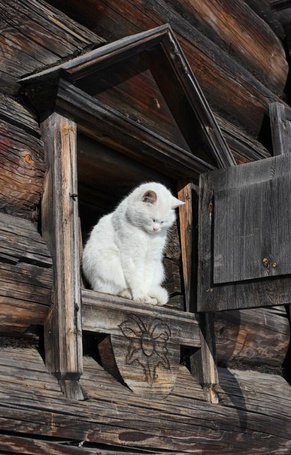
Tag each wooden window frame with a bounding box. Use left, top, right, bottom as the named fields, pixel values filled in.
left=21, top=24, right=234, bottom=401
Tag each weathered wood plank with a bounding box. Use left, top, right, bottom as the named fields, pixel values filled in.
left=177, top=182, right=195, bottom=312
left=0, top=347, right=291, bottom=453
left=0, top=435, right=161, bottom=455
left=198, top=153, right=291, bottom=311
left=167, top=0, right=287, bottom=93
left=245, top=0, right=285, bottom=39
left=0, top=213, right=52, bottom=332
left=191, top=312, right=219, bottom=403
left=213, top=175, right=291, bottom=283
left=22, top=25, right=234, bottom=171
left=48, top=0, right=288, bottom=138
left=55, top=79, right=215, bottom=179
left=217, top=115, right=271, bottom=163
left=0, top=0, right=105, bottom=94
left=81, top=289, right=200, bottom=347
left=269, top=102, right=291, bottom=155
left=41, top=114, right=83, bottom=396
left=215, top=306, right=290, bottom=368
left=0, top=97, right=45, bottom=217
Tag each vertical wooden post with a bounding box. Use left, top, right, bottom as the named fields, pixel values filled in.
left=269, top=102, right=291, bottom=156
left=177, top=181, right=197, bottom=312
left=178, top=180, right=219, bottom=403
left=191, top=313, right=219, bottom=403
left=41, top=112, right=84, bottom=400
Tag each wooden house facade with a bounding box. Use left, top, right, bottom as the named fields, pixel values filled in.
left=1, top=0, right=291, bottom=453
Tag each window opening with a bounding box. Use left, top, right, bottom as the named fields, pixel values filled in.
left=20, top=24, right=232, bottom=401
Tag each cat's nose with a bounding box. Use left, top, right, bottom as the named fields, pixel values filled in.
left=153, top=226, right=159, bottom=232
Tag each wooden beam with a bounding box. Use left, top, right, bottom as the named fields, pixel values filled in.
left=269, top=102, right=291, bottom=155
left=81, top=289, right=200, bottom=347
left=56, top=79, right=214, bottom=178
left=177, top=181, right=197, bottom=312
left=191, top=313, right=219, bottom=403
left=41, top=113, right=84, bottom=400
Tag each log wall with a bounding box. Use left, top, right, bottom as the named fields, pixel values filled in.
left=0, top=213, right=52, bottom=333
left=47, top=0, right=288, bottom=138
left=0, top=95, right=45, bottom=217
left=0, top=346, right=290, bottom=454
left=0, top=0, right=290, bottom=453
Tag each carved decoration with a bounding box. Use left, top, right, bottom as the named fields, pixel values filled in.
left=98, top=313, right=181, bottom=399
left=119, top=314, right=171, bottom=386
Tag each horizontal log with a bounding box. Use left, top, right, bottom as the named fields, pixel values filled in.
left=0, top=346, right=291, bottom=453
left=0, top=96, right=45, bottom=217
left=166, top=0, right=287, bottom=93
left=0, top=213, right=52, bottom=333
left=244, top=0, right=285, bottom=39
left=49, top=0, right=288, bottom=138
left=0, top=0, right=105, bottom=94
left=81, top=289, right=200, bottom=347
left=215, top=306, right=290, bottom=369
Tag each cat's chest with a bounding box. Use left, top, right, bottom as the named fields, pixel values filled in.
left=118, top=228, right=165, bottom=250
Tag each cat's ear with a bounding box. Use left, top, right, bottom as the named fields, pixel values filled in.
left=142, top=190, right=157, bottom=204
left=171, top=197, right=185, bottom=209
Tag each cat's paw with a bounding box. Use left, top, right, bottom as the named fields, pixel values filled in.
left=118, top=288, right=132, bottom=300
left=145, top=296, right=158, bottom=305
left=149, top=286, right=169, bottom=306
left=135, top=295, right=158, bottom=305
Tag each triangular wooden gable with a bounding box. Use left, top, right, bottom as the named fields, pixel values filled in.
left=21, top=24, right=234, bottom=174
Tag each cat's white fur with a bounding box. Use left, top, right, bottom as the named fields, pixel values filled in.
left=82, top=182, right=184, bottom=306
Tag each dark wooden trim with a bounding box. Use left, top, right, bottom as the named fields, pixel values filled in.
left=269, top=102, right=291, bottom=156
left=55, top=79, right=215, bottom=179
left=21, top=25, right=234, bottom=172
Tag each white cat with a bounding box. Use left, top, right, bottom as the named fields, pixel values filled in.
left=82, top=182, right=184, bottom=306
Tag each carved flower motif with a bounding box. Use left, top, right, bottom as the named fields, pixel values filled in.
left=119, top=314, right=171, bottom=385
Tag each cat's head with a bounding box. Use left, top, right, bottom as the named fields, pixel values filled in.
left=127, top=182, right=184, bottom=234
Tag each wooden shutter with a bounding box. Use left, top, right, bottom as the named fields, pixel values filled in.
left=198, top=153, right=291, bottom=312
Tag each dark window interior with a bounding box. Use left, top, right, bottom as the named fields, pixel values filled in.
left=77, top=133, right=185, bottom=310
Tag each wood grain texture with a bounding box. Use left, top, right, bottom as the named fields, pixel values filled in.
left=198, top=153, right=291, bottom=311
left=45, top=0, right=288, bottom=138
left=55, top=79, right=214, bottom=180
left=213, top=175, right=291, bottom=283
left=215, top=306, right=290, bottom=368
left=22, top=25, right=234, bottom=173
left=0, top=95, right=45, bottom=217
left=0, top=213, right=52, bottom=333
left=0, top=0, right=104, bottom=94
left=177, top=182, right=196, bottom=312
left=245, top=0, right=285, bottom=39
left=99, top=333, right=180, bottom=399
left=0, top=346, right=291, bottom=453
left=41, top=113, right=83, bottom=390
left=270, top=102, right=291, bottom=155
left=191, top=312, right=219, bottom=403
left=82, top=289, right=200, bottom=347
left=167, top=0, right=287, bottom=93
